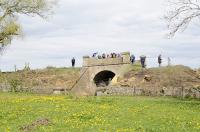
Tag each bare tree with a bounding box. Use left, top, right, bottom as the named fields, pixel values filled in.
left=0, top=0, right=56, bottom=52
left=165, top=0, right=200, bottom=37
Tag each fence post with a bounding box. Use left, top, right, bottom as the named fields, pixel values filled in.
left=134, top=87, right=135, bottom=96
left=181, top=86, right=184, bottom=99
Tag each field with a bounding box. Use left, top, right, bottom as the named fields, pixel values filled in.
left=0, top=93, right=200, bottom=131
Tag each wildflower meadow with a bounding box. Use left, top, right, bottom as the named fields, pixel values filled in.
left=0, top=93, right=200, bottom=131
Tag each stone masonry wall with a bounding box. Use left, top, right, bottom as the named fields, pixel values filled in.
left=96, top=86, right=200, bottom=99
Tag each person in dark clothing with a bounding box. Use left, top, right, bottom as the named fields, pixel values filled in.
left=140, top=55, right=146, bottom=68
left=112, top=53, right=115, bottom=58
left=71, top=57, right=75, bottom=67
left=92, top=52, right=98, bottom=58
left=130, top=54, right=135, bottom=64
left=98, top=55, right=102, bottom=59
left=102, top=53, right=106, bottom=59
left=158, top=54, right=162, bottom=67
left=111, top=53, right=113, bottom=58
left=113, top=53, right=117, bottom=58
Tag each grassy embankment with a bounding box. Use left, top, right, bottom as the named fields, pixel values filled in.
left=0, top=93, right=200, bottom=131
left=1, top=64, right=200, bottom=94
left=0, top=67, right=80, bottom=91
left=118, top=65, right=200, bottom=92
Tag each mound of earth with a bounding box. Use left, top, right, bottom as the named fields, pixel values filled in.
left=0, top=67, right=80, bottom=92
left=115, top=65, right=200, bottom=93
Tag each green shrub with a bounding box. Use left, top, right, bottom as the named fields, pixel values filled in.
left=9, top=79, right=22, bottom=92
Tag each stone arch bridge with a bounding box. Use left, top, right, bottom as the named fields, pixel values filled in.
left=71, top=52, right=131, bottom=96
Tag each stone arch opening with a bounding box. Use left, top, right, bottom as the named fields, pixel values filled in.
left=93, top=70, right=116, bottom=87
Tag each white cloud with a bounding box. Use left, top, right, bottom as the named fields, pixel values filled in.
left=0, top=0, right=200, bottom=71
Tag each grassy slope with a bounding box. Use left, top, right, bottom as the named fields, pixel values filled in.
left=0, top=67, right=80, bottom=90
left=0, top=64, right=199, bottom=92
left=121, top=65, right=200, bottom=90
left=0, top=93, right=200, bottom=131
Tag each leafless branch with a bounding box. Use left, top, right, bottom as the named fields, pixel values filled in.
left=165, top=0, right=200, bottom=37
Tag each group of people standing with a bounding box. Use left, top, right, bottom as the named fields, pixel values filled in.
left=71, top=54, right=164, bottom=68
left=92, top=52, right=121, bottom=59
left=130, top=54, right=163, bottom=68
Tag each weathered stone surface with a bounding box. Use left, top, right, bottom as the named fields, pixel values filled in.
left=95, top=86, right=144, bottom=96
left=71, top=52, right=131, bottom=96
left=0, top=84, right=9, bottom=92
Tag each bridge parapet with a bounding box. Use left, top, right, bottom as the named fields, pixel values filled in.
left=83, top=52, right=130, bottom=67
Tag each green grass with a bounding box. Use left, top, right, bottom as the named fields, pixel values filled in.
left=119, top=62, right=142, bottom=76
left=0, top=93, right=200, bottom=131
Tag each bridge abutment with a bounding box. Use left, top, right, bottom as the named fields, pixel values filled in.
left=71, top=52, right=131, bottom=96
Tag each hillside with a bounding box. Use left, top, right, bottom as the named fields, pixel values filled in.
left=115, top=65, right=200, bottom=95
left=0, top=65, right=200, bottom=96
left=0, top=67, right=80, bottom=92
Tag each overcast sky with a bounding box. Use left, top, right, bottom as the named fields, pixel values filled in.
left=0, top=0, right=200, bottom=71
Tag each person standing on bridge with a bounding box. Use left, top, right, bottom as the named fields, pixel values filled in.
left=102, top=53, right=106, bottom=59
left=158, top=54, right=162, bottom=67
left=71, top=57, right=75, bottom=68
left=92, top=52, right=98, bottom=58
